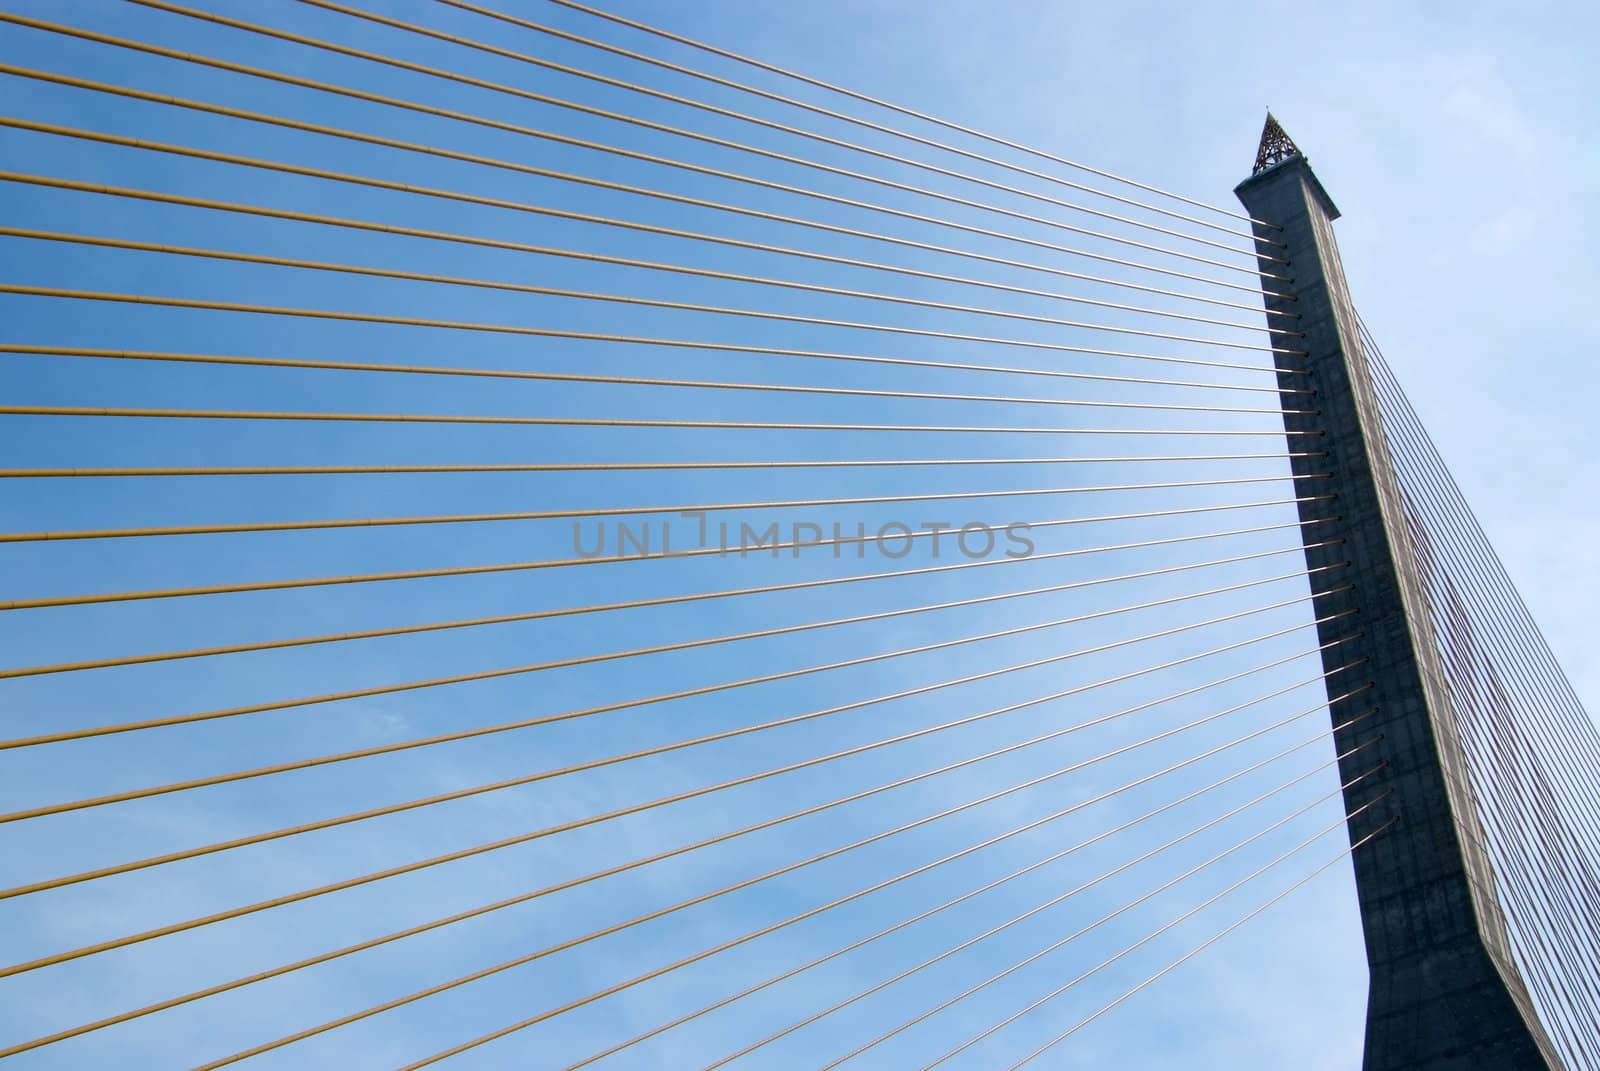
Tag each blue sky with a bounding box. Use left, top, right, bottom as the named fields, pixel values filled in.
left=0, top=1, right=1593, bottom=1069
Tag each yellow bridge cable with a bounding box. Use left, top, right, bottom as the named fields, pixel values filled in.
left=1, top=675, right=1363, bottom=1059
left=0, top=626, right=1363, bottom=987
left=0, top=455, right=1320, bottom=479
left=0, top=519, right=1324, bottom=679
left=2, top=640, right=1361, bottom=901
left=592, top=750, right=1379, bottom=1071
left=0, top=171, right=1295, bottom=336
left=999, top=822, right=1395, bottom=1070
left=0, top=473, right=1329, bottom=544
left=427, top=0, right=1263, bottom=238
left=240, top=690, right=1376, bottom=1071
left=0, top=118, right=1298, bottom=316
left=535, top=0, right=1272, bottom=227
left=2, top=401, right=1311, bottom=437
left=685, top=783, right=1381, bottom=1071
left=279, top=0, right=1279, bottom=253
left=1, top=496, right=1335, bottom=612
left=0, top=552, right=1348, bottom=753
left=22, top=7, right=1284, bottom=274
left=0, top=340, right=1305, bottom=419
left=0, top=81, right=1289, bottom=300
left=0, top=227, right=1305, bottom=354
left=0, top=341, right=1311, bottom=396
left=0, top=283, right=1305, bottom=374
left=884, top=801, right=1391, bottom=1070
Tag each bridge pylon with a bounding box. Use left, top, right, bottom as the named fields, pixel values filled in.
left=1235, top=116, right=1563, bottom=1071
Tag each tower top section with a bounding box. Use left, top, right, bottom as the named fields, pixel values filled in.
left=1252, top=112, right=1302, bottom=175
left=1235, top=114, right=1339, bottom=221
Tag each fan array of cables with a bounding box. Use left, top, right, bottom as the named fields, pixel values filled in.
left=0, top=2, right=1394, bottom=1067
left=1362, top=321, right=1600, bottom=1071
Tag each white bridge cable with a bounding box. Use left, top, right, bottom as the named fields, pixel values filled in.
left=1398, top=456, right=1600, bottom=1061
left=1360, top=321, right=1600, bottom=1066
left=1000, top=820, right=1395, bottom=1070
left=912, top=799, right=1391, bottom=1071
left=656, top=750, right=1382, bottom=1071
left=1361, top=321, right=1600, bottom=826
left=393, top=722, right=1382, bottom=1071
left=1363, top=327, right=1600, bottom=918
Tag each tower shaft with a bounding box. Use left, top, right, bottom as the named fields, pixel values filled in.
left=1235, top=137, right=1561, bottom=1070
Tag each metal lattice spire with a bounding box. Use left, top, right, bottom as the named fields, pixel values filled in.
left=1252, top=112, right=1302, bottom=175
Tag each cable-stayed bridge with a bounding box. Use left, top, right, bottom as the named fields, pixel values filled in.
left=0, top=3, right=1595, bottom=1068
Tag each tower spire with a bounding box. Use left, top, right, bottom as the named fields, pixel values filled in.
left=1252, top=112, right=1301, bottom=175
